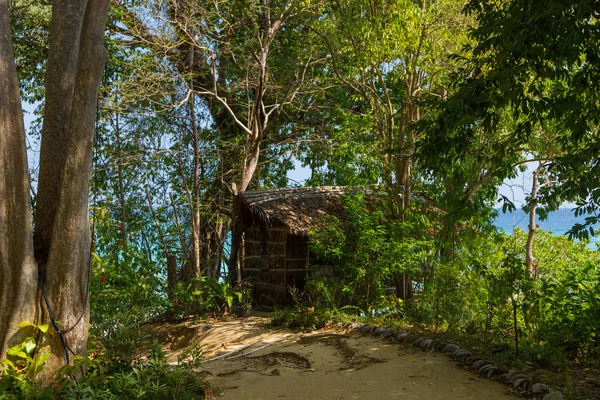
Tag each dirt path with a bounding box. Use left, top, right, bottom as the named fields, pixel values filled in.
left=148, top=317, right=518, bottom=400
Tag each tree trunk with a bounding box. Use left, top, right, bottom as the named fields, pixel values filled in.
left=0, top=0, right=39, bottom=362
left=526, top=163, right=544, bottom=278
left=0, top=0, right=110, bottom=381
left=34, top=0, right=89, bottom=258
left=166, top=255, right=178, bottom=302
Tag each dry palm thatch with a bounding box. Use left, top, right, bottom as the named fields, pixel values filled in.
left=239, top=186, right=379, bottom=235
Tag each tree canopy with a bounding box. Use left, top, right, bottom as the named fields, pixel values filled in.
left=1, top=0, right=599, bottom=397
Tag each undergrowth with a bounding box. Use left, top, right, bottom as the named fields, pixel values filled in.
left=0, top=316, right=209, bottom=400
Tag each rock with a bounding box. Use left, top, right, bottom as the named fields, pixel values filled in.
left=478, top=363, right=495, bottom=374
left=270, top=368, right=280, bottom=376
left=413, top=336, right=427, bottom=346
left=395, top=333, right=408, bottom=342
left=453, top=349, right=472, bottom=359
left=513, top=378, right=531, bottom=389
left=434, top=341, right=447, bottom=351
left=479, top=364, right=495, bottom=374
left=465, top=356, right=482, bottom=365
left=542, top=392, right=564, bottom=400
left=532, top=383, right=552, bottom=394
left=487, top=367, right=504, bottom=379
left=421, top=339, right=433, bottom=349
left=432, top=339, right=448, bottom=351
left=374, top=327, right=387, bottom=336
left=383, top=328, right=397, bottom=338
left=403, top=334, right=417, bottom=343
left=360, top=325, right=375, bottom=334
left=509, top=373, right=531, bottom=384
left=507, top=369, right=520, bottom=381
left=441, top=344, right=459, bottom=353
left=472, top=359, right=491, bottom=370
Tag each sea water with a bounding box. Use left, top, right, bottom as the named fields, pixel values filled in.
left=493, top=208, right=599, bottom=249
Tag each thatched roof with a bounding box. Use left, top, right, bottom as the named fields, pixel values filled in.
left=239, top=186, right=374, bottom=236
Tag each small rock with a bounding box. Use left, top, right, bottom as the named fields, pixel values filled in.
left=513, top=378, right=530, bottom=389
left=434, top=341, right=447, bottom=351
left=396, top=333, right=408, bottom=342
left=406, top=334, right=419, bottom=343
left=486, top=367, right=504, bottom=379
left=363, top=325, right=376, bottom=334
left=472, top=359, right=491, bottom=370
left=465, top=356, right=482, bottom=365
left=374, top=327, right=386, bottom=336
left=413, top=336, right=427, bottom=346
left=478, top=363, right=495, bottom=374
left=453, top=349, right=472, bottom=359
left=509, top=373, right=530, bottom=384
left=421, top=339, right=433, bottom=349
left=441, top=344, right=459, bottom=353
left=532, top=383, right=551, bottom=394
left=270, top=368, right=280, bottom=376
left=507, top=369, right=520, bottom=381
left=384, top=328, right=398, bottom=338
left=542, top=392, right=564, bottom=400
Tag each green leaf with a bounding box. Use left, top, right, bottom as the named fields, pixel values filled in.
left=35, top=353, right=51, bottom=367
left=24, top=340, right=36, bottom=355
left=17, top=321, right=34, bottom=329
left=37, top=324, right=49, bottom=333
left=7, top=344, right=24, bottom=356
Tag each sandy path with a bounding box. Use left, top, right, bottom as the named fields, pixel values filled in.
left=148, top=317, right=517, bottom=400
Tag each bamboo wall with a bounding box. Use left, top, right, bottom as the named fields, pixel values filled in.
left=242, top=221, right=315, bottom=306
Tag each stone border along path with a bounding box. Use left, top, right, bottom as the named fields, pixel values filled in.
left=338, top=322, right=565, bottom=400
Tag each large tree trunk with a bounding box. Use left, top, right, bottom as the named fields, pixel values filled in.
left=34, top=0, right=88, bottom=259
left=0, top=0, right=39, bottom=362
left=0, top=0, right=110, bottom=381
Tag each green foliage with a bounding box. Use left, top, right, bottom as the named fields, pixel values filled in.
left=170, top=276, right=254, bottom=317
left=0, top=322, right=53, bottom=399
left=420, top=0, right=600, bottom=237
left=271, top=307, right=342, bottom=331
left=1, top=319, right=209, bottom=400
left=413, top=228, right=600, bottom=366
left=309, top=191, right=436, bottom=311
left=90, top=239, right=168, bottom=330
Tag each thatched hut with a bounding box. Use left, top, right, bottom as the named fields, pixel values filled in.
left=238, top=186, right=358, bottom=306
